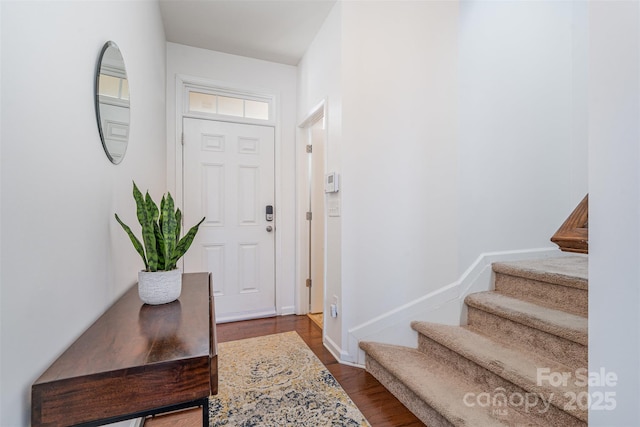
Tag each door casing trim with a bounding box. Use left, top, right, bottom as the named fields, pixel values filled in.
left=172, top=74, right=287, bottom=319
left=296, top=99, right=328, bottom=318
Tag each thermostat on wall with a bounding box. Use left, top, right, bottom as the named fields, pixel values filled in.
left=325, top=172, right=339, bottom=193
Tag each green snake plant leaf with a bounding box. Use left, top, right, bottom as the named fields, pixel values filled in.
left=147, top=192, right=166, bottom=268
left=174, top=208, right=182, bottom=245
left=146, top=192, right=159, bottom=223
left=153, top=222, right=166, bottom=270
left=170, top=216, right=205, bottom=267
left=114, top=213, right=148, bottom=270
left=133, top=183, right=158, bottom=271
left=161, top=192, right=178, bottom=270
left=155, top=195, right=166, bottom=268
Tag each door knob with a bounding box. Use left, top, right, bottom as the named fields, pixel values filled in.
left=266, top=225, right=273, bottom=232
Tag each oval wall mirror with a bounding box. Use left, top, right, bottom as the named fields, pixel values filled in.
left=95, top=41, right=130, bottom=164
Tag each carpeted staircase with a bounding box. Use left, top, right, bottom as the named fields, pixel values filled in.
left=360, top=256, right=588, bottom=426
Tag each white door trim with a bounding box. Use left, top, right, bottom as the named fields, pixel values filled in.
left=296, top=99, right=328, bottom=315
left=172, top=74, right=288, bottom=317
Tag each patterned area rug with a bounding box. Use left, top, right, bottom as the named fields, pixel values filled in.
left=209, top=331, right=370, bottom=426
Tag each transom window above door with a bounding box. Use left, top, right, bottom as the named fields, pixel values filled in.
left=185, top=87, right=272, bottom=123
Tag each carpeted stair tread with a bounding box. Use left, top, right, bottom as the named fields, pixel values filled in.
left=359, top=341, right=545, bottom=427
left=411, top=322, right=586, bottom=422
left=492, top=256, right=587, bottom=290
left=465, top=292, right=587, bottom=345
left=359, top=257, right=589, bottom=426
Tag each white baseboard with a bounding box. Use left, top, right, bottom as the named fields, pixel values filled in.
left=323, top=333, right=354, bottom=364
left=345, top=247, right=564, bottom=366
left=279, top=305, right=296, bottom=316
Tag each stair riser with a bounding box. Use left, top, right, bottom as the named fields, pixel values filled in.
left=365, top=356, right=454, bottom=427
left=417, top=333, right=587, bottom=426
left=495, top=273, right=587, bottom=317
left=467, top=307, right=587, bottom=369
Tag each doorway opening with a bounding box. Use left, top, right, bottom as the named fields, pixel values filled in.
left=298, top=103, right=327, bottom=330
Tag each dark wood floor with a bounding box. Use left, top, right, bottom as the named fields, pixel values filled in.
left=146, top=314, right=424, bottom=427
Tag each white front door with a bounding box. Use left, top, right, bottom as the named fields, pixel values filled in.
left=182, top=117, right=276, bottom=322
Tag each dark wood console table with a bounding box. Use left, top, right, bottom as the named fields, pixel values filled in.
left=32, top=273, right=217, bottom=427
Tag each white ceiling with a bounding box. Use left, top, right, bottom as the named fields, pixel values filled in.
left=159, top=0, right=337, bottom=66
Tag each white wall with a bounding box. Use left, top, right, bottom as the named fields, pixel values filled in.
left=297, top=2, right=343, bottom=353
left=0, top=1, right=3, bottom=419
left=588, top=1, right=640, bottom=425
left=0, top=1, right=167, bottom=425
left=570, top=1, right=589, bottom=205
left=340, top=1, right=459, bottom=362
left=458, top=0, right=586, bottom=270
left=297, top=1, right=460, bottom=361
left=165, top=42, right=298, bottom=316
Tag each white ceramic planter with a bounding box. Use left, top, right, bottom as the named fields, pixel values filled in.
left=138, top=269, right=182, bottom=305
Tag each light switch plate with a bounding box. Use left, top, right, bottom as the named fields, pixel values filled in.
left=328, top=199, right=341, bottom=217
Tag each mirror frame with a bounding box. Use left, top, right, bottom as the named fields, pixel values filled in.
left=95, top=41, right=130, bottom=165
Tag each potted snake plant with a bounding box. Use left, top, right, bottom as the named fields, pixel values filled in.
left=115, top=182, right=205, bottom=305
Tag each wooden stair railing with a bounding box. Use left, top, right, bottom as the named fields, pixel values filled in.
left=551, top=194, right=588, bottom=254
